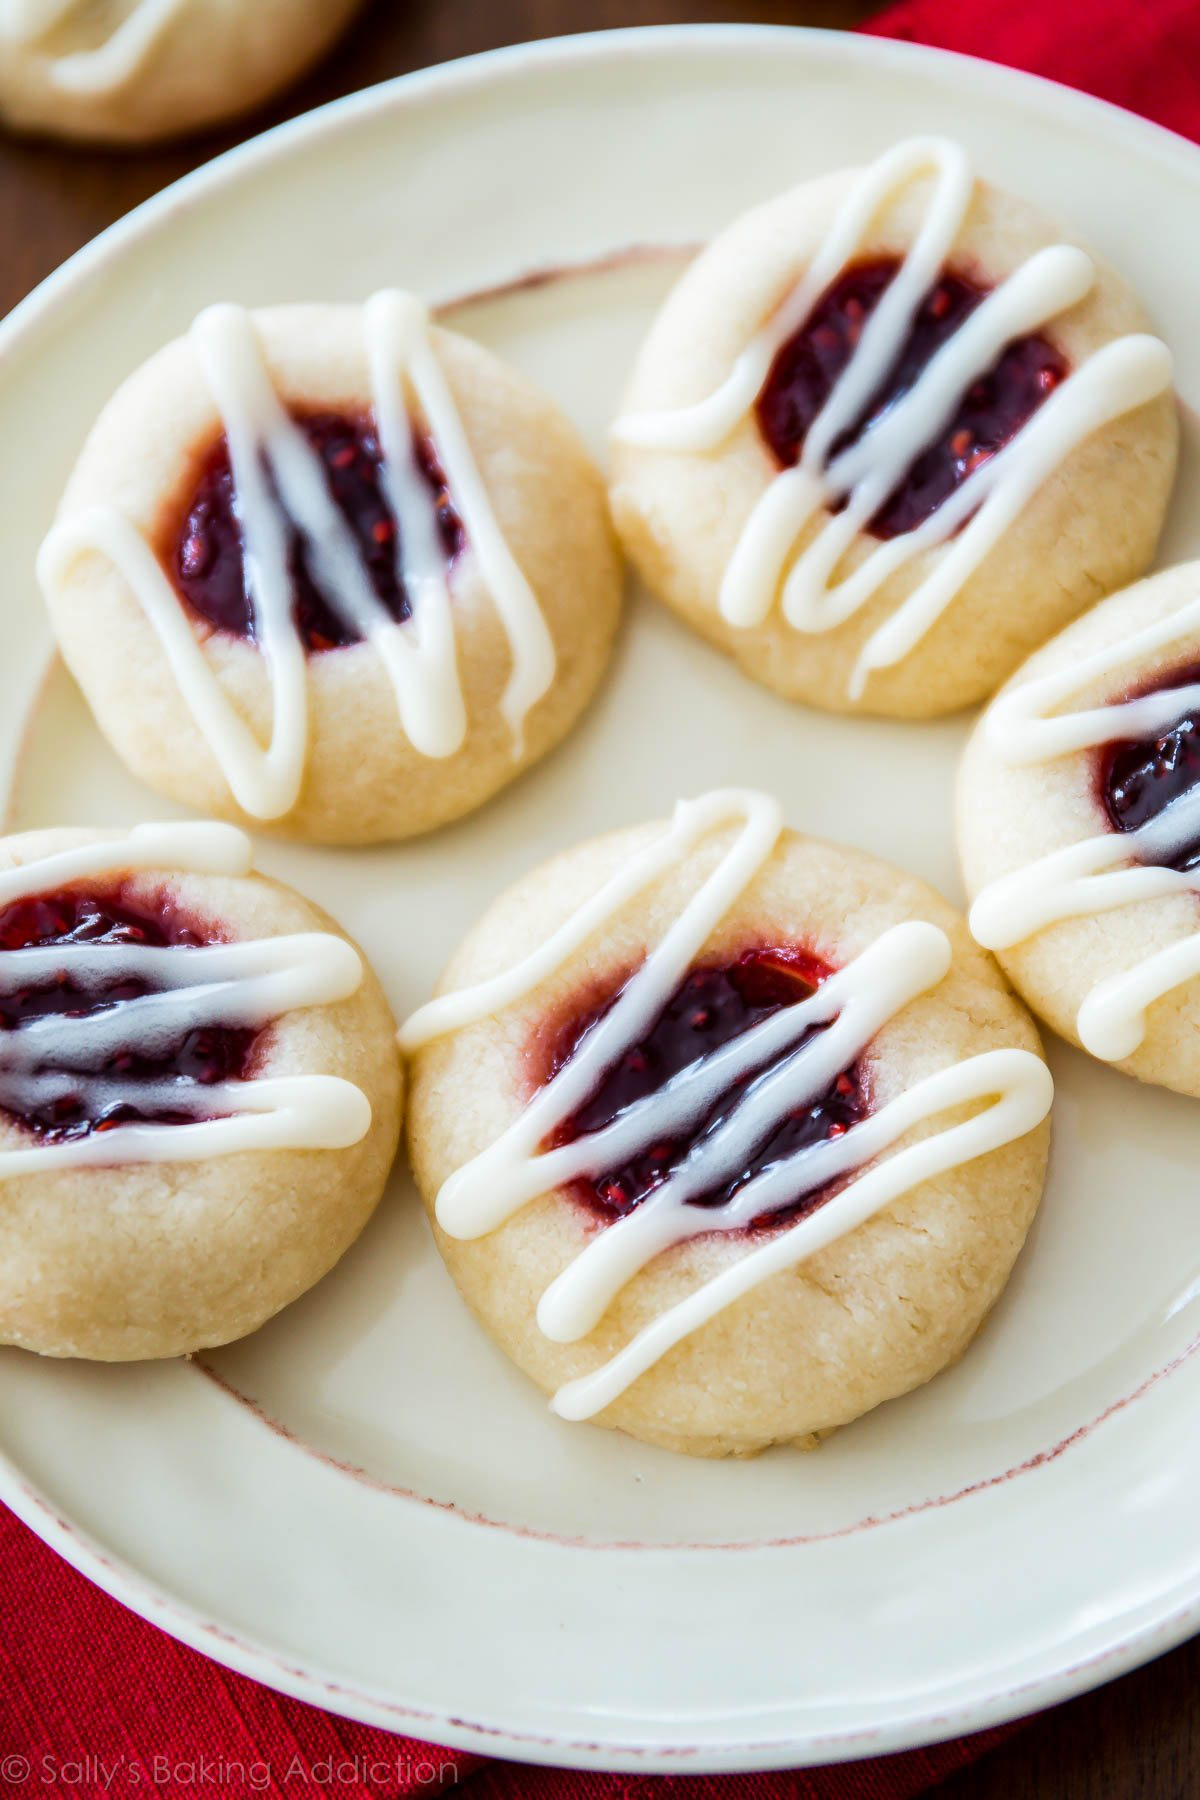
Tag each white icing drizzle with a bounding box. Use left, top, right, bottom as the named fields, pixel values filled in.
left=37, top=291, right=556, bottom=821
left=401, top=789, right=1051, bottom=1421
left=0, top=822, right=371, bottom=1173
left=0, top=0, right=187, bottom=94
left=970, top=594, right=1200, bottom=1062
left=612, top=136, right=1172, bottom=698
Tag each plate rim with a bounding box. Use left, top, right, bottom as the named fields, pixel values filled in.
left=5, top=19, right=1200, bottom=368
left=3, top=21, right=1200, bottom=1773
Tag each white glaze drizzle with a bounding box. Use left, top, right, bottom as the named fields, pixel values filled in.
left=0, top=0, right=187, bottom=94
left=612, top=136, right=1172, bottom=698
left=970, top=593, right=1200, bottom=1062
left=401, top=789, right=1052, bottom=1421
left=37, top=291, right=556, bottom=821
left=0, top=821, right=371, bottom=1173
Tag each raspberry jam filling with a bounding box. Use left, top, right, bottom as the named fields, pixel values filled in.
left=756, top=258, right=1068, bottom=540
left=169, top=409, right=464, bottom=652
left=0, top=888, right=260, bottom=1141
left=1101, top=662, right=1200, bottom=874
left=537, top=947, right=869, bottom=1228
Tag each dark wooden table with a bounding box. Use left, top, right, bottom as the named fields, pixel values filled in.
left=1, top=4, right=1192, bottom=1795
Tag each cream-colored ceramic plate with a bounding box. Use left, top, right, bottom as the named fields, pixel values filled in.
left=2, top=25, right=1200, bottom=1775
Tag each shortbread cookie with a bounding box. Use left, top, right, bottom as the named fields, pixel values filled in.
left=0, top=820, right=402, bottom=1360
left=610, top=136, right=1176, bottom=718
left=0, top=0, right=362, bottom=145
left=960, top=561, right=1200, bottom=1096
left=402, top=789, right=1052, bottom=1458
left=39, top=293, right=623, bottom=844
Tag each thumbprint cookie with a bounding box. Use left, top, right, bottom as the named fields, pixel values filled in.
left=960, top=561, right=1200, bottom=1096
left=39, top=293, right=622, bottom=843
left=610, top=136, right=1176, bottom=719
left=0, top=0, right=362, bottom=145
left=0, top=820, right=401, bottom=1360
left=402, top=789, right=1052, bottom=1458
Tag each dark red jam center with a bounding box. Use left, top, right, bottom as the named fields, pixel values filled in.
left=1100, top=662, right=1200, bottom=874
left=170, top=409, right=464, bottom=653
left=755, top=257, right=1068, bottom=540
left=0, top=888, right=260, bottom=1141
left=537, top=948, right=869, bottom=1229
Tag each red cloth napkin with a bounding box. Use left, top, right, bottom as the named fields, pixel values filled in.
left=863, top=0, right=1200, bottom=140
left=4, top=1, right=1199, bottom=1795
left=0, top=1502, right=1015, bottom=1799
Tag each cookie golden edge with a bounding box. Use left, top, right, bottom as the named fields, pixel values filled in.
left=958, top=560, right=1200, bottom=1098
left=0, top=0, right=365, bottom=147
left=40, top=305, right=625, bottom=845
left=404, top=816, right=1052, bottom=1459
left=0, top=825, right=403, bottom=1361
left=609, top=162, right=1177, bottom=721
